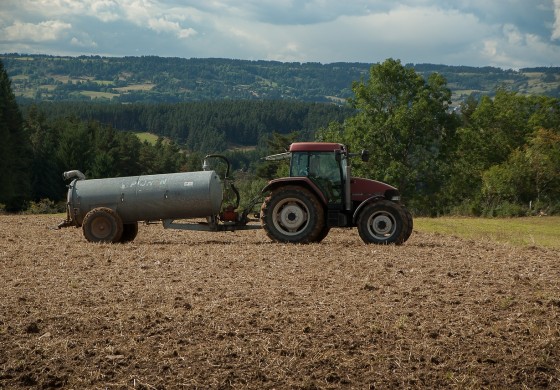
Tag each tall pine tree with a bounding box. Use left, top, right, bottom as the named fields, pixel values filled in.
left=0, top=60, right=31, bottom=211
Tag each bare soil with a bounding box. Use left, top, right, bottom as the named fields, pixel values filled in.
left=1, top=214, right=559, bottom=389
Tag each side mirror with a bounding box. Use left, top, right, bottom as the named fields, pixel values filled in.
left=361, top=150, right=370, bottom=162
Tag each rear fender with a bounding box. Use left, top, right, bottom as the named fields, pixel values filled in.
left=262, top=177, right=328, bottom=205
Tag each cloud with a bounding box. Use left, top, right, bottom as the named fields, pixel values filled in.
left=70, top=34, right=98, bottom=48
left=90, top=0, right=122, bottom=22
left=2, top=20, right=72, bottom=42
left=553, top=0, right=560, bottom=39
left=0, top=0, right=559, bottom=67
left=147, top=17, right=197, bottom=39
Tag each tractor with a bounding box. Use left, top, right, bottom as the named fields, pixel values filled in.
left=59, top=142, right=412, bottom=245
left=260, top=142, right=412, bottom=244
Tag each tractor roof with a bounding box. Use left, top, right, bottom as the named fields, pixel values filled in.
left=289, top=142, right=345, bottom=152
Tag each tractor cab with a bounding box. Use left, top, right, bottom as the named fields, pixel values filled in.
left=261, top=142, right=412, bottom=245
left=289, top=143, right=345, bottom=204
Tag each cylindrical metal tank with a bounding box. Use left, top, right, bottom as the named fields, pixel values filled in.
left=67, top=171, right=223, bottom=225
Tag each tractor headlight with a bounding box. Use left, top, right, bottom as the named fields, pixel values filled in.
left=391, top=195, right=401, bottom=201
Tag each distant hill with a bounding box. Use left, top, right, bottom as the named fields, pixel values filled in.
left=2, top=53, right=559, bottom=104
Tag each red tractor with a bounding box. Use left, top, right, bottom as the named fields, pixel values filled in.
left=260, top=142, right=413, bottom=244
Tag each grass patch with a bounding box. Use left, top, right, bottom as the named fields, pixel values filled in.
left=135, top=132, right=160, bottom=144
left=80, top=91, right=119, bottom=99
left=414, top=216, right=560, bottom=249
left=114, top=83, right=155, bottom=92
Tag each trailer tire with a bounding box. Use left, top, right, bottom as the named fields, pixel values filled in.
left=82, top=207, right=123, bottom=243
left=357, top=200, right=408, bottom=245
left=119, top=222, right=139, bottom=243
left=261, top=186, right=325, bottom=244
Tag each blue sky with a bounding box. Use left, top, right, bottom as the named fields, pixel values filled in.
left=1, top=0, right=559, bottom=68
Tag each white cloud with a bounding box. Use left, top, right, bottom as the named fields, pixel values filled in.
left=2, top=20, right=72, bottom=42
left=553, top=0, right=560, bottom=40
left=90, top=0, right=121, bottom=22
left=70, top=35, right=98, bottom=48
left=147, top=17, right=197, bottom=39
left=148, top=17, right=180, bottom=33
left=0, top=0, right=559, bottom=67
left=177, top=28, right=197, bottom=39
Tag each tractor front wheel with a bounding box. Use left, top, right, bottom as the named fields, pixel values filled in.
left=357, top=200, right=409, bottom=245
left=82, top=207, right=123, bottom=243
left=261, top=186, right=325, bottom=243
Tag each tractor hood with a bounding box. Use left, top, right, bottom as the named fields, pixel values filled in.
left=350, top=178, right=399, bottom=202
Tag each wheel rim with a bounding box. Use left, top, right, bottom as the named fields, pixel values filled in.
left=367, top=211, right=396, bottom=239
left=272, top=197, right=310, bottom=236
left=90, top=216, right=113, bottom=240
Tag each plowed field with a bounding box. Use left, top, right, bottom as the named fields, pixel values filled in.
left=1, top=214, right=559, bottom=389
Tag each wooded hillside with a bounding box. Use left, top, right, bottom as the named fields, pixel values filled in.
left=3, top=54, right=559, bottom=104
left=1, top=56, right=558, bottom=216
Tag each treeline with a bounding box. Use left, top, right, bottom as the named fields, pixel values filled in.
left=318, top=59, right=560, bottom=216
left=2, top=58, right=559, bottom=216
left=1, top=60, right=354, bottom=211
left=2, top=105, right=189, bottom=211
left=3, top=54, right=368, bottom=102
left=19, top=100, right=354, bottom=152
left=3, top=54, right=559, bottom=104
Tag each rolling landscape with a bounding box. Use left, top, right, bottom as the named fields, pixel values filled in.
left=2, top=54, right=560, bottom=105
left=1, top=51, right=559, bottom=389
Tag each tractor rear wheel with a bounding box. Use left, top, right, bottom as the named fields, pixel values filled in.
left=82, top=207, right=123, bottom=243
left=261, top=185, right=325, bottom=243
left=357, top=200, right=409, bottom=245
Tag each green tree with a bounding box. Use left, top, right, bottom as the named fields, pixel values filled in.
left=255, top=132, right=299, bottom=179
left=0, top=60, right=31, bottom=210
left=55, top=118, right=93, bottom=174
left=320, top=58, right=458, bottom=214
left=524, top=129, right=560, bottom=209
left=447, top=91, right=560, bottom=215
left=480, top=129, right=560, bottom=216
left=26, top=105, right=63, bottom=200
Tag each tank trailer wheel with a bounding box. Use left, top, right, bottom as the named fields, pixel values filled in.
left=261, top=186, right=325, bottom=244
left=119, top=222, right=139, bottom=243
left=357, top=200, right=409, bottom=245
left=82, top=207, right=123, bottom=243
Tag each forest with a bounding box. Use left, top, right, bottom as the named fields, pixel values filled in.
left=18, top=100, right=355, bottom=150
left=0, top=57, right=559, bottom=217
left=3, top=54, right=560, bottom=104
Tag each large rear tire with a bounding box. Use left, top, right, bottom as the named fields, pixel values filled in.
left=357, top=200, right=408, bottom=245
left=261, top=186, right=325, bottom=243
left=401, top=206, right=413, bottom=243
left=82, top=207, right=123, bottom=243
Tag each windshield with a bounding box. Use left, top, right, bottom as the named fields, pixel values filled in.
left=290, top=151, right=343, bottom=202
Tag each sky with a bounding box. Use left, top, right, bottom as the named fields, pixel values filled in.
left=1, top=0, right=560, bottom=69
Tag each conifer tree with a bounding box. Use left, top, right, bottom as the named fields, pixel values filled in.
left=0, top=60, right=31, bottom=211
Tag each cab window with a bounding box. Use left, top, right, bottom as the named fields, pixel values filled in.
left=291, top=152, right=342, bottom=202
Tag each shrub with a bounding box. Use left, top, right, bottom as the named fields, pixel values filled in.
left=24, top=199, right=66, bottom=214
